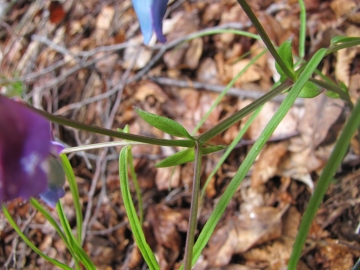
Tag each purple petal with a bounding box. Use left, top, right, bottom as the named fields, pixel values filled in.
left=151, top=0, right=169, bottom=43
left=0, top=95, right=50, bottom=202
left=50, top=141, right=65, bottom=155
left=132, top=0, right=153, bottom=44
left=39, top=188, right=65, bottom=208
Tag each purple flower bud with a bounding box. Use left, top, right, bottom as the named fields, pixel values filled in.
left=132, top=0, right=169, bottom=44
left=0, top=95, right=65, bottom=207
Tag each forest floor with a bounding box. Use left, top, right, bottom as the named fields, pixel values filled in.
left=0, top=0, right=360, bottom=269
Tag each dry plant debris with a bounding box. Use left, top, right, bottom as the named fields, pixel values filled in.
left=0, top=0, right=360, bottom=269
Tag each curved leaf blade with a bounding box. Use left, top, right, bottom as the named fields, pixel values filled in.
left=134, top=107, right=194, bottom=139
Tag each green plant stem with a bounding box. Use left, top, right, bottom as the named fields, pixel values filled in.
left=186, top=48, right=327, bottom=269
left=186, top=29, right=260, bottom=41
left=237, top=0, right=296, bottom=80
left=27, top=106, right=195, bottom=148
left=309, top=78, right=354, bottom=109
left=200, top=105, right=263, bottom=201
left=198, top=80, right=293, bottom=143
left=192, top=49, right=267, bottom=135
left=327, top=39, right=360, bottom=54
left=298, top=0, right=306, bottom=58
left=288, top=97, right=360, bottom=268
left=183, top=141, right=203, bottom=270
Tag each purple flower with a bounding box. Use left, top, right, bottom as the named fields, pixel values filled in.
left=0, top=95, right=65, bottom=207
left=132, top=0, right=169, bottom=44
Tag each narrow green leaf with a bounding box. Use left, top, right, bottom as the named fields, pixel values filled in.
left=155, top=145, right=225, bottom=168
left=275, top=38, right=294, bottom=79
left=119, top=147, right=160, bottom=270
left=331, top=36, right=360, bottom=45
left=156, top=149, right=194, bottom=168
left=29, top=199, right=68, bottom=245
left=338, top=81, right=349, bottom=93
left=2, top=205, right=72, bottom=270
left=60, top=154, right=83, bottom=245
left=327, top=38, right=360, bottom=54
left=298, top=81, right=323, bottom=98
left=201, top=105, right=263, bottom=200
left=289, top=96, right=360, bottom=268
left=134, top=107, right=194, bottom=139
left=56, top=203, right=96, bottom=270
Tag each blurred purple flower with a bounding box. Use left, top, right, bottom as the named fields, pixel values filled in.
left=0, top=95, right=65, bottom=207
left=132, top=0, right=169, bottom=44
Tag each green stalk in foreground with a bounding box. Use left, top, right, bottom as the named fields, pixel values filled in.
left=182, top=48, right=327, bottom=269
left=183, top=141, right=203, bottom=270
left=288, top=97, right=360, bottom=268
left=237, top=0, right=295, bottom=81
left=199, top=80, right=293, bottom=143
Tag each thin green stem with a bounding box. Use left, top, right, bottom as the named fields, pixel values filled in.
left=198, top=80, right=293, bottom=143
left=288, top=97, right=360, bottom=268
left=200, top=105, right=263, bottom=201
left=298, top=0, right=306, bottom=58
left=327, top=39, right=360, bottom=54
left=187, top=48, right=327, bottom=269
left=27, top=106, right=195, bottom=148
left=192, top=49, right=267, bottom=135
left=186, top=29, right=260, bottom=41
left=309, top=78, right=354, bottom=109
left=237, top=0, right=296, bottom=80
left=183, top=141, right=203, bottom=270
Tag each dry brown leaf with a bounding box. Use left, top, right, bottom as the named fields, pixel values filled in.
left=282, top=206, right=301, bottom=238
left=155, top=166, right=181, bottom=191
left=184, top=38, right=203, bottom=69
left=197, top=57, right=219, bottom=84
left=251, top=142, right=289, bottom=188
left=331, top=0, right=360, bottom=24
left=95, top=52, right=119, bottom=74
left=122, top=36, right=152, bottom=70
left=277, top=94, right=345, bottom=188
left=231, top=59, right=262, bottom=85
left=205, top=207, right=285, bottom=267
left=240, top=100, right=302, bottom=141
left=298, top=94, right=344, bottom=148
left=242, top=237, right=294, bottom=269
left=335, top=48, right=357, bottom=87
left=317, top=239, right=357, bottom=270
left=147, top=205, right=184, bottom=270
left=133, top=80, right=168, bottom=103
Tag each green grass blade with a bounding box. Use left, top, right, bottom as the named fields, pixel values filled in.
left=288, top=97, right=360, bottom=268
left=2, top=204, right=72, bottom=270
left=185, top=29, right=260, bottom=41
left=60, top=154, right=83, bottom=244
left=200, top=105, right=263, bottom=200
left=192, top=49, right=267, bottom=135
left=56, top=203, right=96, bottom=270
left=29, top=198, right=68, bottom=245
left=128, top=150, right=144, bottom=224
left=185, top=48, right=327, bottom=268
left=119, top=147, right=159, bottom=270
left=298, top=0, right=306, bottom=58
